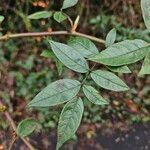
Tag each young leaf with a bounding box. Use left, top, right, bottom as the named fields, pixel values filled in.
left=40, top=50, right=54, bottom=58
left=141, top=0, right=150, bottom=30
left=17, top=118, right=37, bottom=137
left=53, top=11, right=67, bottom=23
left=49, top=40, right=89, bottom=73
left=62, top=0, right=78, bottom=10
left=28, top=79, right=81, bottom=107
left=55, top=59, right=63, bottom=76
left=0, top=15, right=4, bottom=23
left=139, top=51, right=150, bottom=75
left=105, top=28, right=116, bottom=47
left=107, top=66, right=131, bottom=74
left=89, top=39, right=148, bottom=66
left=68, top=37, right=99, bottom=58
left=56, top=98, right=84, bottom=150
left=28, top=11, right=52, bottom=19
left=82, top=85, right=108, bottom=105
left=91, top=70, right=129, bottom=92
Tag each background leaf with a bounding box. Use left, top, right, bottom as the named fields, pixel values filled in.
left=139, top=51, right=150, bottom=75
left=91, top=70, right=129, bottom=91
left=62, top=0, right=78, bottom=9
left=83, top=85, right=108, bottom=105
left=28, top=11, right=52, bottom=19
left=56, top=98, right=84, bottom=150
left=141, top=0, right=150, bottom=30
left=17, top=118, right=37, bottom=137
left=28, top=79, right=81, bottom=107
left=68, top=37, right=99, bottom=58
left=40, top=50, right=63, bottom=75
left=53, top=11, right=67, bottom=23
left=89, top=39, right=148, bottom=66
left=0, top=15, right=4, bottom=23
left=107, top=66, right=131, bottom=73
left=49, top=40, right=89, bottom=73
left=40, top=50, right=54, bottom=58
left=105, top=28, right=116, bottom=47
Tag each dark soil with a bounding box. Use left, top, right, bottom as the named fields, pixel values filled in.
left=7, top=123, right=150, bottom=150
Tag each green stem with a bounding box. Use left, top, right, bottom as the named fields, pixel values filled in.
left=81, top=63, right=96, bottom=86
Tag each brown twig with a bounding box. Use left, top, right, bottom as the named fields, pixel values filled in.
left=0, top=100, right=35, bottom=150
left=0, top=31, right=105, bottom=44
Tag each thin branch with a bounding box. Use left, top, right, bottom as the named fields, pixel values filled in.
left=0, top=31, right=105, bottom=44
left=0, top=100, right=35, bottom=150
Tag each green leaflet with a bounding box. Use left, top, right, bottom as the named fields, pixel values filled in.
left=83, top=85, right=108, bottom=105
left=28, top=11, right=52, bottom=19
left=141, top=0, right=150, bottom=30
left=91, top=70, right=129, bottom=92
left=0, top=15, right=4, bottom=23
left=40, top=50, right=54, bottom=58
left=28, top=79, right=81, bottom=107
left=68, top=37, right=99, bottom=58
left=89, top=39, right=149, bottom=66
left=61, top=0, right=78, bottom=9
left=56, top=98, right=84, bottom=150
left=49, top=40, right=89, bottom=73
left=139, top=51, right=150, bottom=75
left=107, top=66, right=131, bottom=73
left=55, top=59, right=63, bottom=76
left=105, top=28, right=116, bottom=47
left=53, top=11, right=67, bottom=23
left=17, top=118, right=37, bottom=137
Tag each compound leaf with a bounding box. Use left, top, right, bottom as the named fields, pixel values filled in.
left=91, top=70, right=129, bottom=92
left=49, top=40, right=89, bottom=73
left=83, top=85, right=108, bottom=105
left=56, top=98, right=83, bottom=150
left=28, top=79, right=81, bottom=107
